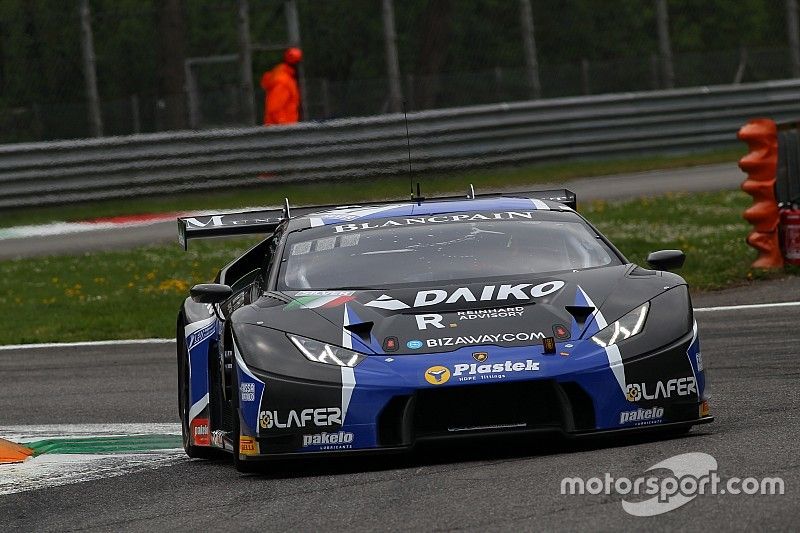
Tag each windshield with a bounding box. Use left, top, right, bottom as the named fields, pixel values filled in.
left=278, top=212, right=618, bottom=290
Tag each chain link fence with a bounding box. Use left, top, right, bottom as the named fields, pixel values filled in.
left=0, top=0, right=795, bottom=142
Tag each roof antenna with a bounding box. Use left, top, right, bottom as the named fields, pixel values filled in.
left=402, top=100, right=414, bottom=199
left=283, top=197, right=291, bottom=219
left=467, top=184, right=475, bottom=199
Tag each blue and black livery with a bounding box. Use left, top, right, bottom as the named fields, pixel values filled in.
left=175, top=189, right=712, bottom=472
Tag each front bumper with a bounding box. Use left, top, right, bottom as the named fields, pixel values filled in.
left=232, top=326, right=710, bottom=460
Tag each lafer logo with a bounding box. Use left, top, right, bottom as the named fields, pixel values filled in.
left=239, top=435, right=258, bottom=456
left=626, top=377, right=696, bottom=402
left=191, top=417, right=210, bottom=446
left=259, top=407, right=343, bottom=429
left=425, top=365, right=451, bottom=385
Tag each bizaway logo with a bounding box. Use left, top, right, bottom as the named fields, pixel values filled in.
left=366, top=281, right=565, bottom=311
left=561, top=452, right=784, bottom=516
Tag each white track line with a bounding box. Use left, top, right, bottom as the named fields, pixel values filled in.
left=693, top=301, right=800, bottom=313
left=0, top=338, right=172, bottom=351
left=0, top=301, right=798, bottom=351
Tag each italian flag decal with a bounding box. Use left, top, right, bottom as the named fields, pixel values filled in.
left=285, top=295, right=356, bottom=310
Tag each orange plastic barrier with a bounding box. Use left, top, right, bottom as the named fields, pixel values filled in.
left=739, top=119, right=783, bottom=269
left=0, top=438, right=34, bottom=464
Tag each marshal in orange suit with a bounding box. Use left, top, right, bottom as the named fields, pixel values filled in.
left=261, top=47, right=302, bottom=125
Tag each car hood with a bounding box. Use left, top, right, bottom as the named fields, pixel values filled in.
left=234, top=265, right=684, bottom=355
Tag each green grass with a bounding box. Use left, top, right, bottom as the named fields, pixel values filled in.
left=0, top=147, right=742, bottom=229
left=0, top=189, right=784, bottom=345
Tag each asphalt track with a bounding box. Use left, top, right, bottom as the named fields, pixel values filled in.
left=1, top=277, right=799, bottom=531
left=0, top=162, right=742, bottom=260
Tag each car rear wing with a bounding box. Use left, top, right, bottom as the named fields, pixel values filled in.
left=178, top=208, right=287, bottom=250
left=177, top=188, right=576, bottom=250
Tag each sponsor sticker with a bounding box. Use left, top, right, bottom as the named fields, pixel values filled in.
left=366, top=281, right=565, bottom=311
left=383, top=336, right=399, bottom=352
left=452, top=360, right=539, bottom=383
left=553, top=324, right=570, bottom=340
left=302, top=431, right=355, bottom=450
left=626, top=377, right=697, bottom=402
left=191, top=417, right=210, bottom=446
left=426, top=331, right=547, bottom=348
left=259, top=407, right=343, bottom=429
left=425, top=360, right=540, bottom=385
left=211, top=430, right=226, bottom=448
left=700, top=400, right=710, bottom=417
left=239, top=435, right=258, bottom=456
left=424, top=365, right=451, bottom=385
left=620, top=406, right=665, bottom=425
left=187, top=323, right=215, bottom=351
left=240, top=382, right=255, bottom=402
left=696, top=351, right=704, bottom=371
left=473, top=352, right=488, bottom=362
left=333, top=211, right=544, bottom=234
left=407, top=340, right=424, bottom=349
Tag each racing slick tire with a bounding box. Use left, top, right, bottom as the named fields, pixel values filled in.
left=177, top=325, right=221, bottom=460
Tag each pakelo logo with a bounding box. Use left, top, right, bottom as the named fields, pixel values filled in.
left=367, top=281, right=565, bottom=311
left=191, top=418, right=210, bottom=446
left=453, top=360, right=539, bottom=383
left=302, top=431, right=354, bottom=449
left=626, top=377, right=696, bottom=402
left=259, top=407, right=343, bottom=429
left=425, top=365, right=451, bottom=385
left=620, top=406, right=665, bottom=425
left=426, top=331, right=547, bottom=348
left=239, top=435, right=258, bottom=455
left=240, top=382, right=255, bottom=402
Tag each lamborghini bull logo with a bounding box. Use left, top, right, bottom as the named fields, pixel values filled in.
left=367, top=281, right=565, bottom=311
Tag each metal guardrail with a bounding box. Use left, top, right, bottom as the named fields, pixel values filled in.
left=3, top=79, right=800, bottom=209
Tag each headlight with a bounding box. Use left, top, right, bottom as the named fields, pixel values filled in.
left=591, top=303, right=649, bottom=348
left=287, top=334, right=366, bottom=367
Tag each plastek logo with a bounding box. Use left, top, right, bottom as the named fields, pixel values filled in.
left=626, top=377, right=696, bottom=402
left=453, top=360, right=539, bottom=382
left=369, top=281, right=565, bottom=311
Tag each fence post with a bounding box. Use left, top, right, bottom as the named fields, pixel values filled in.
left=739, top=119, right=783, bottom=269
left=78, top=0, right=103, bottom=137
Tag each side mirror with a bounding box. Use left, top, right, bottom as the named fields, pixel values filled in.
left=646, top=249, right=686, bottom=271
left=190, top=283, right=232, bottom=304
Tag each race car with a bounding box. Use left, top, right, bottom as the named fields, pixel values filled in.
left=176, top=188, right=712, bottom=472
